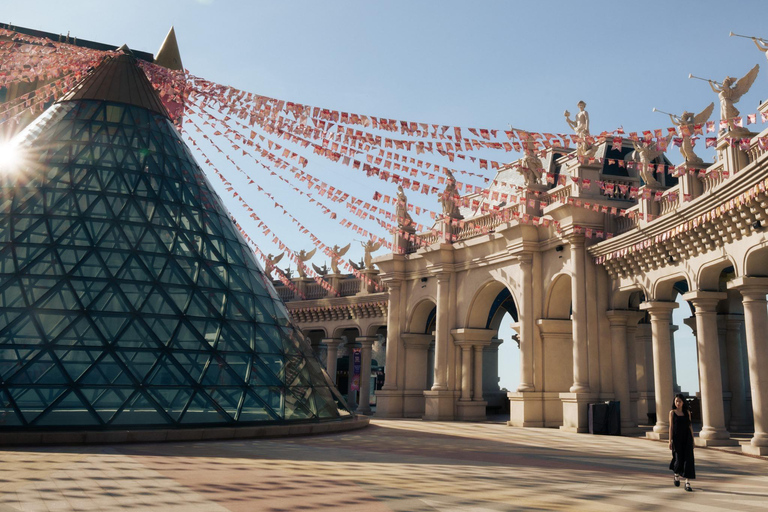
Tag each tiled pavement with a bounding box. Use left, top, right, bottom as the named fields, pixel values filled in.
left=1, top=419, right=766, bottom=511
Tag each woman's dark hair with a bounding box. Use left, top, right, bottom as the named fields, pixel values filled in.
left=671, top=393, right=689, bottom=412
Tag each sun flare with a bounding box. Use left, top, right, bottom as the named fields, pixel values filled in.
left=0, top=141, right=21, bottom=171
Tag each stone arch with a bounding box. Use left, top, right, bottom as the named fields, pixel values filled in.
left=332, top=325, right=361, bottom=339
left=610, top=285, right=648, bottom=310
left=407, top=298, right=437, bottom=334
left=464, top=279, right=519, bottom=329
left=652, top=272, right=692, bottom=301
left=364, top=322, right=387, bottom=337
left=697, top=256, right=737, bottom=291
left=744, top=242, right=768, bottom=276
left=543, top=273, right=572, bottom=319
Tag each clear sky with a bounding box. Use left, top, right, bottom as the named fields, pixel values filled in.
left=5, top=0, right=768, bottom=393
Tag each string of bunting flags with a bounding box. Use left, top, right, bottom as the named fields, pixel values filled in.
left=594, top=177, right=768, bottom=264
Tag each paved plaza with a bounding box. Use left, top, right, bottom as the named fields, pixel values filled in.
left=0, top=419, right=766, bottom=511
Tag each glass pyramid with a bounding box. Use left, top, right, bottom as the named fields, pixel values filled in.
left=0, top=55, right=351, bottom=431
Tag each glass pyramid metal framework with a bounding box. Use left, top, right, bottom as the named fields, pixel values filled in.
left=0, top=54, right=351, bottom=431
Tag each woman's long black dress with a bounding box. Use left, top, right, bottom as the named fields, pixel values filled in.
left=669, top=410, right=696, bottom=479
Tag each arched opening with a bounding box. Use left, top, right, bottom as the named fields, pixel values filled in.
left=304, top=328, right=327, bottom=362
left=487, top=287, right=518, bottom=412
left=402, top=300, right=436, bottom=417
left=464, top=281, right=520, bottom=415
left=333, top=327, right=361, bottom=410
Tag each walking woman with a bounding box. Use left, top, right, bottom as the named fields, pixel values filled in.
left=669, top=393, right=695, bottom=491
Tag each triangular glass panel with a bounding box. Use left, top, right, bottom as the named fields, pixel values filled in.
left=109, top=390, right=171, bottom=426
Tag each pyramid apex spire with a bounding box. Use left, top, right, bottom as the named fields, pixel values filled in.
left=57, top=53, right=170, bottom=118
left=154, top=26, right=183, bottom=71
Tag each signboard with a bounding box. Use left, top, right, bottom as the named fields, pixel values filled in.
left=350, top=348, right=362, bottom=391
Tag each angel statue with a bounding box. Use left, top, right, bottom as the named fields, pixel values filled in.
left=311, top=262, right=329, bottom=276
left=395, top=185, right=416, bottom=233
left=632, top=139, right=666, bottom=187
left=564, top=100, right=596, bottom=158
left=708, top=64, right=759, bottom=131
left=518, top=132, right=543, bottom=187
left=348, top=258, right=365, bottom=271
left=294, top=248, right=316, bottom=278
left=264, top=253, right=283, bottom=278
left=329, top=243, right=350, bottom=274
left=439, top=170, right=463, bottom=220
left=668, top=102, right=714, bottom=166
left=361, top=239, right=382, bottom=270
left=753, top=37, right=768, bottom=63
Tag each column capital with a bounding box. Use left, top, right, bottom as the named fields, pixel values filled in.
left=682, top=290, right=727, bottom=311
left=451, top=328, right=496, bottom=347
left=567, top=233, right=586, bottom=247
left=355, top=336, right=377, bottom=348
left=401, top=333, right=433, bottom=348
left=728, top=276, right=768, bottom=299
left=514, top=252, right=533, bottom=266
left=639, top=301, right=678, bottom=314
left=320, top=338, right=343, bottom=348
left=605, top=310, right=644, bottom=326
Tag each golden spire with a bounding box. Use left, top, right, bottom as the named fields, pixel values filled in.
left=154, top=26, right=183, bottom=71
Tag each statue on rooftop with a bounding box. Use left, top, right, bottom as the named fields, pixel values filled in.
left=564, top=100, right=596, bottom=158
left=294, top=248, right=316, bottom=278
left=329, top=243, right=350, bottom=274
left=361, top=239, right=382, bottom=270
left=264, top=253, right=283, bottom=278
left=752, top=37, right=768, bottom=62
left=707, top=64, right=759, bottom=131
left=518, top=132, right=543, bottom=187
left=668, top=102, right=714, bottom=166
left=395, top=185, right=416, bottom=233
left=632, top=139, right=666, bottom=187
left=311, top=262, right=329, bottom=276
left=439, top=170, right=463, bottom=220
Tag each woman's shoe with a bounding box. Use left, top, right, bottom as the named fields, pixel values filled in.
left=685, top=483, right=692, bottom=492
left=673, top=476, right=680, bottom=487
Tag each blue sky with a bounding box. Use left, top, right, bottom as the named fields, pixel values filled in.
left=5, top=0, right=768, bottom=393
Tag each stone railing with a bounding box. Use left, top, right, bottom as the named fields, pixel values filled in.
left=616, top=205, right=641, bottom=234
left=548, top=183, right=573, bottom=204
left=600, top=177, right=638, bottom=201
left=701, top=161, right=725, bottom=194
left=658, top=185, right=681, bottom=216
left=277, top=287, right=294, bottom=302
left=747, top=136, right=767, bottom=164
left=339, top=278, right=361, bottom=296
left=273, top=272, right=383, bottom=302
left=305, top=283, right=329, bottom=300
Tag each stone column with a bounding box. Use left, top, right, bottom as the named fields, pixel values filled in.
left=725, top=315, right=750, bottom=430
left=432, top=272, right=451, bottom=391
left=683, top=291, right=735, bottom=446
left=452, top=328, right=494, bottom=421
left=670, top=325, right=680, bottom=393
left=606, top=311, right=634, bottom=431
left=356, top=337, right=376, bottom=415
left=518, top=254, right=535, bottom=391
left=625, top=312, right=644, bottom=426
left=569, top=235, right=589, bottom=393
left=639, top=301, right=678, bottom=438
left=634, top=323, right=655, bottom=424
left=382, top=281, right=401, bottom=391
left=459, top=344, right=473, bottom=401
left=473, top=344, right=484, bottom=402
left=401, top=333, right=433, bottom=417
left=728, top=277, right=768, bottom=456
left=376, top=279, right=403, bottom=418
left=320, top=338, right=342, bottom=384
